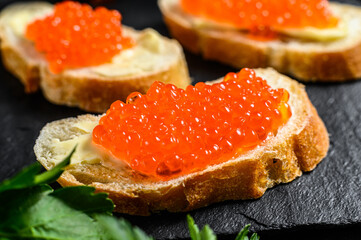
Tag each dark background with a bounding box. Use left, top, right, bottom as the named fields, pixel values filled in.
left=0, top=0, right=360, bottom=239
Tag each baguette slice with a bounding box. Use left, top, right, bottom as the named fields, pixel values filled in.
left=0, top=2, right=190, bottom=112
left=159, top=0, right=361, bottom=82
left=34, top=68, right=329, bottom=215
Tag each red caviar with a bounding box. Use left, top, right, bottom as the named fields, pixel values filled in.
left=181, top=0, right=338, bottom=30
left=25, top=1, right=134, bottom=73
left=92, top=68, right=292, bottom=180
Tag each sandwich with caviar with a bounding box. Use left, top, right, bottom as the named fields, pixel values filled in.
left=34, top=68, right=329, bottom=215
left=0, top=1, right=190, bottom=112
left=159, top=0, right=361, bottom=82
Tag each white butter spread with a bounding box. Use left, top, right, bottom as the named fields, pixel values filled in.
left=0, top=2, right=53, bottom=36
left=50, top=120, right=101, bottom=166
left=91, top=29, right=172, bottom=77
left=192, top=15, right=347, bottom=42
left=276, top=21, right=347, bottom=41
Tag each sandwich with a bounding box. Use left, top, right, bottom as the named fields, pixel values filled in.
left=159, top=0, right=361, bottom=82
left=0, top=1, right=190, bottom=112
left=34, top=68, right=329, bottom=215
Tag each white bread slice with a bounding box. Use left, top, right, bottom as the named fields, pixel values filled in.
left=34, top=68, right=329, bottom=215
left=0, top=2, right=190, bottom=112
left=158, top=0, right=361, bottom=82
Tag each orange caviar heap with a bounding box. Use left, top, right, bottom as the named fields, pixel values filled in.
left=92, top=68, right=292, bottom=180
left=26, top=1, right=134, bottom=73
left=181, top=0, right=338, bottom=30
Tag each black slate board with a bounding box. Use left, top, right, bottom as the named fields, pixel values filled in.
left=0, top=0, right=360, bottom=239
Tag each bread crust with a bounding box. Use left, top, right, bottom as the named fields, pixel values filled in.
left=40, top=45, right=189, bottom=113
left=0, top=2, right=190, bottom=112
left=34, top=68, right=329, bottom=215
left=159, top=0, right=361, bottom=82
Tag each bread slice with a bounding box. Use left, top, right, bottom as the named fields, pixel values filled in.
left=158, top=0, right=361, bottom=82
left=0, top=2, right=190, bottom=112
left=34, top=68, right=329, bottom=215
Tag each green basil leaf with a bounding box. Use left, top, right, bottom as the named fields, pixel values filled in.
left=93, top=214, right=153, bottom=240
left=0, top=185, right=103, bottom=240
left=0, top=146, right=75, bottom=193
left=235, top=224, right=251, bottom=240
left=0, top=185, right=52, bottom=232
left=51, top=186, right=114, bottom=214
left=187, top=215, right=201, bottom=240
left=250, top=233, right=260, bottom=240
left=200, top=224, right=217, bottom=240
left=0, top=163, right=43, bottom=193
left=33, top=146, right=75, bottom=185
